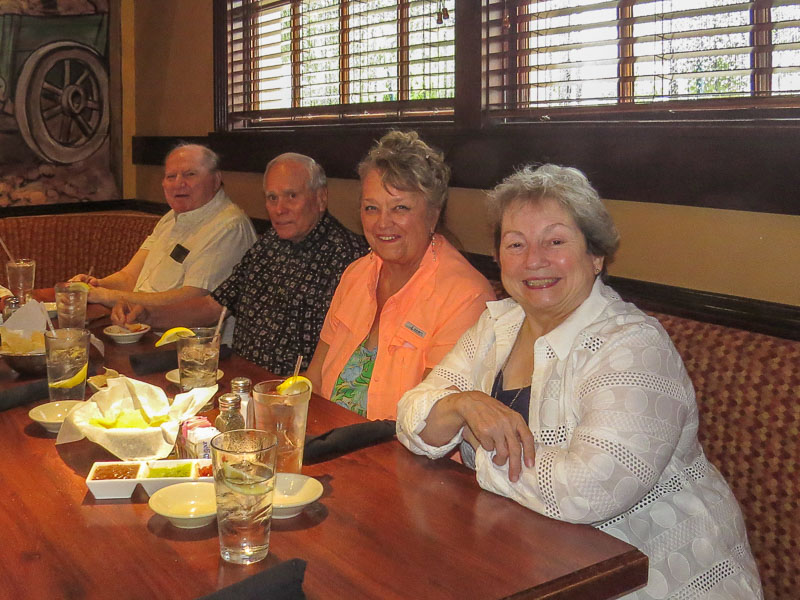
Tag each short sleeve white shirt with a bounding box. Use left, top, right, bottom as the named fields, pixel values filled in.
left=134, top=188, right=256, bottom=294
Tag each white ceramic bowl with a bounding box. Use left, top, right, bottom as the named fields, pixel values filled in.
left=28, top=400, right=84, bottom=433
left=273, top=473, right=324, bottom=519
left=103, top=324, right=151, bottom=344
left=139, top=459, right=213, bottom=495
left=148, top=482, right=217, bottom=529
left=165, top=369, right=223, bottom=385
left=86, top=461, right=144, bottom=499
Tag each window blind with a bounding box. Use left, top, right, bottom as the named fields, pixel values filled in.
left=224, top=0, right=455, bottom=128
left=485, top=0, right=800, bottom=117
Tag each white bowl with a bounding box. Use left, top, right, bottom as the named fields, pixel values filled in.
left=86, top=461, right=144, bottom=499
left=165, top=369, right=223, bottom=385
left=103, top=324, right=151, bottom=344
left=272, top=473, right=323, bottom=519
left=148, top=482, right=217, bottom=529
left=139, top=459, right=213, bottom=495
left=28, top=400, right=84, bottom=433
left=84, top=459, right=213, bottom=500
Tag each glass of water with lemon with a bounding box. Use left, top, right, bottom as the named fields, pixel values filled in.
left=45, top=328, right=89, bottom=402
left=211, top=430, right=277, bottom=564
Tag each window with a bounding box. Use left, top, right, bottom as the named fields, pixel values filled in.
left=223, top=0, right=456, bottom=128
left=485, top=0, right=800, bottom=118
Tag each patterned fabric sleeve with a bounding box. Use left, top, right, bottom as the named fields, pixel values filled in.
left=475, top=321, right=690, bottom=524
left=211, top=240, right=257, bottom=316
left=396, top=311, right=492, bottom=458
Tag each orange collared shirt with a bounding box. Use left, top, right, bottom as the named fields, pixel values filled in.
left=319, top=235, right=495, bottom=420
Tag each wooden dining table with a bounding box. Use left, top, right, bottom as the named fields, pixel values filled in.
left=0, top=299, right=648, bottom=600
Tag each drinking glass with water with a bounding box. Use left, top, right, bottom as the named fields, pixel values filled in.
left=211, top=430, right=277, bottom=565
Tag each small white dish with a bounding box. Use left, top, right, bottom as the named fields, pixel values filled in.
left=165, top=369, right=223, bottom=385
left=87, top=368, right=121, bottom=393
left=44, top=302, right=57, bottom=318
left=86, top=461, right=144, bottom=499
left=28, top=400, right=84, bottom=433
left=139, top=459, right=213, bottom=495
left=148, top=482, right=217, bottom=529
left=84, top=459, right=213, bottom=499
left=272, top=473, right=323, bottom=519
left=103, top=324, right=151, bottom=344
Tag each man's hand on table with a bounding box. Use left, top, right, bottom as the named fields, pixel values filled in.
left=111, top=301, right=148, bottom=327
left=69, top=273, right=100, bottom=287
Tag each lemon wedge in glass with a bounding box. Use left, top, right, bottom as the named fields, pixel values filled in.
left=276, top=375, right=312, bottom=395
left=71, top=282, right=91, bottom=292
left=154, top=327, right=195, bottom=347
left=48, top=362, right=88, bottom=389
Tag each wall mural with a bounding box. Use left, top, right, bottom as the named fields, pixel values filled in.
left=0, top=0, right=117, bottom=207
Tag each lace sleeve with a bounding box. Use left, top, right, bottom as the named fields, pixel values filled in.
left=475, top=321, right=692, bottom=524
left=397, top=312, right=490, bottom=458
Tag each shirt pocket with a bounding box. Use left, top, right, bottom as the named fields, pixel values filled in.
left=139, top=255, right=186, bottom=292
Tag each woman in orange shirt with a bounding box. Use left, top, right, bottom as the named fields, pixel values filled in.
left=305, top=131, right=495, bottom=420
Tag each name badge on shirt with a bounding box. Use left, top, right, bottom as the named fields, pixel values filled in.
left=170, top=244, right=190, bottom=264
left=404, top=321, right=426, bottom=338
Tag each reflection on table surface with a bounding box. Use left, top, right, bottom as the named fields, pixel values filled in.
left=0, top=294, right=648, bottom=600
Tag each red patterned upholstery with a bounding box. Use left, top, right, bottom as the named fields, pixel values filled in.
left=651, top=312, right=799, bottom=600
left=0, top=213, right=160, bottom=289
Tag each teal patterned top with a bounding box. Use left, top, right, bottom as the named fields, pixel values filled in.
left=330, top=340, right=377, bottom=416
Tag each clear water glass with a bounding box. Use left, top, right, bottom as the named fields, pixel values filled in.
left=54, top=282, right=88, bottom=328
left=211, top=430, right=277, bottom=565
left=45, top=328, right=89, bottom=402
left=6, top=259, right=35, bottom=304
left=252, top=380, right=311, bottom=474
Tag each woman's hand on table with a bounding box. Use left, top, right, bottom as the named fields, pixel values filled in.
left=425, top=390, right=536, bottom=482
left=111, top=301, right=148, bottom=327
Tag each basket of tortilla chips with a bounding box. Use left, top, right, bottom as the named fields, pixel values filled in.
left=56, top=376, right=217, bottom=460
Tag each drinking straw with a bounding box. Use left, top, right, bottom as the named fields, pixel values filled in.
left=213, top=306, right=227, bottom=342
left=292, top=354, right=303, bottom=379
left=39, top=303, right=56, bottom=334
left=0, top=235, right=16, bottom=264
left=87, top=266, right=94, bottom=278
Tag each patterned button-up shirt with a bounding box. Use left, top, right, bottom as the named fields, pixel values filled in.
left=212, top=212, right=368, bottom=375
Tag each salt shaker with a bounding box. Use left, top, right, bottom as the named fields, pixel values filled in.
left=215, top=393, right=245, bottom=433
left=230, top=377, right=253, bottom=427
left=2, top=296, right=21, bottom=323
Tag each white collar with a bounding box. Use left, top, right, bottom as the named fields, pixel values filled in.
left=170, top=187, right=229, bottom=225
left=486, top=278, right=612, bottom=361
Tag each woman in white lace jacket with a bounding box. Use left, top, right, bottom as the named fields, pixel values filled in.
left=396, top=165, right=762, bottom=599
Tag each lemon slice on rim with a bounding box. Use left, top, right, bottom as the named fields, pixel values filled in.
left=71, top=282, right=91, bottom=292
left=154, top=327, right=195, bottom=347
left=49, top=362, right=88, bottom=389
left=276, top=375, right=312, bottom=395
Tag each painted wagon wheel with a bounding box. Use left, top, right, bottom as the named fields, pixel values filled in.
left=14, top=42, right=109, bottom=164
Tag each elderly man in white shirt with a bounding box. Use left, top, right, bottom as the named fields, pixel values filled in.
left=71, top=143, right=256, bottom=309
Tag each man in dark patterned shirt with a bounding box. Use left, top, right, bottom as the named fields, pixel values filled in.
left=112, top=153, right=368, bottom=375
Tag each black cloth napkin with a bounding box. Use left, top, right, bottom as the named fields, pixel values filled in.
left=196, top=558, right=306, bottom=600
left=0, top=378, right=49, bottom=412
left=303, top=419, right=396, bottom=465
left=129, top=345, right=232, bottom=375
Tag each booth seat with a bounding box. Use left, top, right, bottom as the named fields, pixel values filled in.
left=0, top=213, right=160, bottom=289
left=649, top=312, right=798, bottom=600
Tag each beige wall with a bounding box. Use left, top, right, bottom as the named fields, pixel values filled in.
left=126, top=0, right=800, bottom=306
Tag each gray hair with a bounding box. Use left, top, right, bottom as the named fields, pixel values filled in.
left=166, top=142, right=220, bottom=172
left=358, top=130, right=450, bottom=231
left=265, top=153, right=327, bottom=191
left=489, top=164, right=620, bottom=272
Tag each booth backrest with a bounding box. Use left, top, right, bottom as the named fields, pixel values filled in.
left=0, top=213, right=160, bottom=289
left=651, top=312, right=799, bottom=600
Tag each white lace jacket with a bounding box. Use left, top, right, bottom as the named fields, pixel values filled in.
left=397, top=280, right=762, bottom=600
